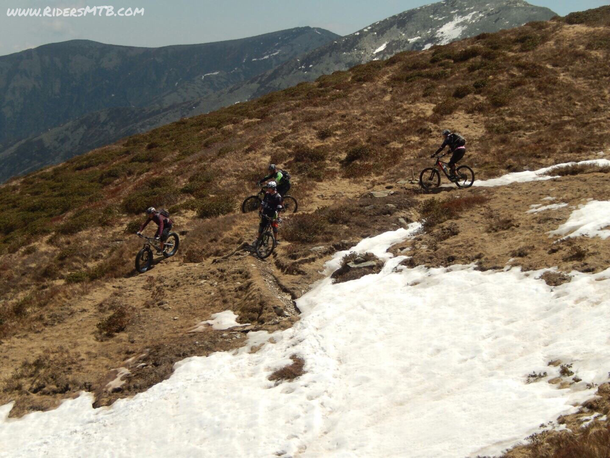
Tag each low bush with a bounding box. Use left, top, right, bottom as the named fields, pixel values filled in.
left=197, top=196, right=235, bottom=219
left=97, top=305, right=132, bottom=337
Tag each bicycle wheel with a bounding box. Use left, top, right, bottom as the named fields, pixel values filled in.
left=242, top=195, right=262, bottom=213
left=162, top=233, right=180, bottom=258
left=282, top=195, right=298, bottom=213
left=255, top=230, right=276, bottom=259
left=419, top=168, right=441, bottom=192
left=455, top=166, right=475, bottom=188
left=135, top=248, right=153, bottom=273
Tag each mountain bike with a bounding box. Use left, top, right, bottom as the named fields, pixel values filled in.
left=419, top=153, right=475, bottom=192
left=242, top=186, right=298, bottom=213
left=254, top=214, right=278, bottom=259
left=135, top=233, right=180, bottom=273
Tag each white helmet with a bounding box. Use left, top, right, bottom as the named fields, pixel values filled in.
left=146, top=207, right=156, bottom=214
left=266, top=181, right=277, bottom=189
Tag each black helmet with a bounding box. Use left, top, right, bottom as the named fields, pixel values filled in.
left=146, top=207, right=156, bottom=214
left=268, top=164, right=276, bottom=172
left=442, top=129, right=451, bottom=136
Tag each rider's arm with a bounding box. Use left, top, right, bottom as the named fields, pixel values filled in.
left=275, top=171, right=283, bottom=183
left=259, top=173, right=273, bottom=184
left=139, top=219, right=151, bottom=233
left=433, top=139, right=448, bottom=157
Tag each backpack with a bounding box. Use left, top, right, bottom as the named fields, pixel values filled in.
left=452, top=133, right=466, bottom=148
left=159, top=209, right=170, bottom=218
left=280, top=169, right=291, bottom=182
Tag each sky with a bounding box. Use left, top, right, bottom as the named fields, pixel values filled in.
left=0, top=0, right=608, bottom=56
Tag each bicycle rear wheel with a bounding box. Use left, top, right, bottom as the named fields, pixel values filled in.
left=135, top=248, right=153, bottom=273
left=242, top=195, right=262, bottom=213
left=419, top=168, right=441, bottom=192
left=455, top=166, right=475, bottom=188
left=282, top=195, right=298, bottom=213
left=255, top=230, right=276, bottom=259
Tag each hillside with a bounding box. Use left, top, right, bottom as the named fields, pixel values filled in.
left=1, top=6, right=610, bottom=456
left=0, top=27, right=338, bottom=182
left=0, top=0, right=556, bottom=184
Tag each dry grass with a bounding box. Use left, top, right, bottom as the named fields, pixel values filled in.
left=268, top=355, right=306, bottom=383
left=420, top=195, right=489, bottom=231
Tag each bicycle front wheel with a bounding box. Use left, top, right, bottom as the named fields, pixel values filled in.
left=162, top=233, right=180, bottom=258
left=135, top=248, right=153, bottom=273
left=242, top=195, right=262, bottom=213
left=282, top=196, right=298, bottom=213
left=419, top=168, right=441, bottom=192
left=455, top=166, right=475, bottom=188
left=255, top=230, right=276, bottom=259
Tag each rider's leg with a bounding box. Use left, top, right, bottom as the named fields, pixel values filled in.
left=278, top=182, right=290, bottom=201
left=449, top=148, right=466, bottom=176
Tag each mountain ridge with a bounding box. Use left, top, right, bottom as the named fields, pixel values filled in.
left=0, top=0, right=555, bottom=183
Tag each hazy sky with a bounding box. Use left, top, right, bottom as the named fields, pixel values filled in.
left=0, top=0, right=608, bottom=56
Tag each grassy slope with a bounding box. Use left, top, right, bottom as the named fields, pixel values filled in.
left=1, top=7, right=610, bottom=453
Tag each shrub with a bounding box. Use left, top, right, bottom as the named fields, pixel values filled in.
left=97, top=305, right=132, bottom=337
left=282, top=213, right=327, bottom=243
left=317, top=128, right=333, bottom=140
left=421, top=196, right=489, bottom=231
left=453, top=85, right=473, bottom=99
left=293, top=145, right=327, bottom=163
left=197, top=196, right=235, bottom=219
left=453, top=47, right=484, bottom=62
left=65, top=271, right=89, bottom=283
left=342, top=145, right=369, bottom=166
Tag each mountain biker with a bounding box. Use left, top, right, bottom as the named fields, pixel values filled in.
left=432, top=129, right=466, bottom=179
left=257, top=181, right=283, bottom=244
left=258, top=164, right=290, bottom=200
left=137, top=207, right=173, bottom=249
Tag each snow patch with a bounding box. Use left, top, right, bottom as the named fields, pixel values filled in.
left=549, top=201, right=610, bottom=240
left=189, top=311, right=248, bottom=332
left=252, top=50, right=281, bottom=61
left=527, top=203, right=568, bottom=214
left=475, top=159, right=610, bottom=188
left=201, top=71, right=220, bottom=80
left=373, top=42, right=388, bottom=54
left=435, top=12, right=478, bottom=45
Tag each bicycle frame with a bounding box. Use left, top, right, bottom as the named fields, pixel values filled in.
left=434, top=155, right=455, bottom=179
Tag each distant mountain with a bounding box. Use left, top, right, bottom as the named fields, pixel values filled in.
left=0, top=0, right=556, bottom=183
left=0, top=27, right=338, bottom=181
left=227, top=0, right=557, bottom=100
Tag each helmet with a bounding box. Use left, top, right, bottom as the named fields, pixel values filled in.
left=442, top=129, right=451, bottom=136
left=268, top=164, right=276, bottom=172
left=266, top=181, right=277, bottom=189
left=146, top=207, right=156, bottom=214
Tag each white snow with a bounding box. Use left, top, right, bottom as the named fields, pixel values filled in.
left=526, top=203, right=568, bottom=214
left=201, top=71, right=220, bottom=80
left=408, top=35, right=422, bottom=43
left=475, top=158, right=610, bottom=188
left=423, top=43, right=433, bottom=50
left=189, top=310, right=248, bottom=332
left=373, top=42, right=388, bottom=54
left=550, top=200, right=610, bottom=240
left=2, top=223, right=610, bottom=457
left=251, top=50, right=281, bottom=61
left=435, top=12, right=477, bottom=45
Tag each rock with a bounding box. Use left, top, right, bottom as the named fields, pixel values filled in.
left=386, top=204, right=397, bottom=209
left=367, top=190, right=395, bottom=198
left=310, top=246, right=327, bottom=253
left=398, top=217, right=408, bottom=227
